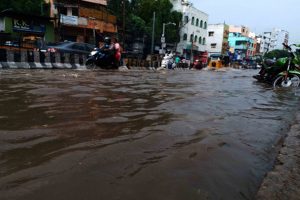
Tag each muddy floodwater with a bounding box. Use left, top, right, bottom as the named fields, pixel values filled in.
left=0, top=69, right=299, bottom=200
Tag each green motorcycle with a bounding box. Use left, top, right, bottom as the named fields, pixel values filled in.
left=273, top=43, right=300, bottom=88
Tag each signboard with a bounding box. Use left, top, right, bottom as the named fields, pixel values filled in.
left=161, top=37, right=165, bottom=43
left=13, top=19, right=45, bottom=33
left=78, top=17, right=88, bottom=26
left=0, top=18, right=4, bottom=31
left=60, top=15, right=78, bottom=26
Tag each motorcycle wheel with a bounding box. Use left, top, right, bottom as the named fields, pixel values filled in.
left=273, top=74, right=300, bottom=89
left=85, top=61, right=96, bottom=70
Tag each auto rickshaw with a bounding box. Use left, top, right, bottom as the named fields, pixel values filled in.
left=208, top=54, right=225, bottom=69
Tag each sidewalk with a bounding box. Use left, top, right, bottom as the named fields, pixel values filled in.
left=256, top=113, right=300, bottom=200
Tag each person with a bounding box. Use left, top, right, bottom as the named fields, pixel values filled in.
left=102, top=37, right=112, bottom=50
left=111, top=37, right=122, bottom=67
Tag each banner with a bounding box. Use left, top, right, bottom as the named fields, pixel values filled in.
left=60, top=15, right=78, bottom=26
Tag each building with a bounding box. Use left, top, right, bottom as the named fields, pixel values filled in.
left=258, top=32, right=271, bottom=54
left=257, top=28, right=289, bottom=55
left=0, top=9, right=55, bottom=48
left=48, top=0, right=117, bottom=45
left=206, top=23, right=229, bottom=56
left=171, top=0, right=208, bottom=62
left=269, top=28, right=289, bottom=51
left=228, top=25, right=254, bottom=59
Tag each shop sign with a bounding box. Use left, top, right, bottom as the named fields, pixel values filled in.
left=60, top=15, right=78, bottom=26
left=0, top=18, right=4, bottom=31
left=13, top=19, right=45, bottom=33
left=78, top=17, right=88, bottom=26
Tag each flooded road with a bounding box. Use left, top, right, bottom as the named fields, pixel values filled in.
left=0, top=69, right=299, bottom=200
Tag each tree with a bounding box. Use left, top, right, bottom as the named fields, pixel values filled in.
left=264, top=50, right=290, bottom=59
left=107, top=0, right=182, bottom=52
left=0, top=0, right=48, bottom=16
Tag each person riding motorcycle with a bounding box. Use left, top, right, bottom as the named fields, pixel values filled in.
left=100, top=36, right=121, bottom=67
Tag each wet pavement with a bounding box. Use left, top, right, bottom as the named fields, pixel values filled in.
left=0, top=68, right=299, bottom=200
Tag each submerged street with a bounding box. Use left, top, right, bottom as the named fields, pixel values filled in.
left=0, top=69, right=299, bottom=200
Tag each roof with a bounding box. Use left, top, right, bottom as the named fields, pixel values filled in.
left=81, top=0, right=107, bottom=5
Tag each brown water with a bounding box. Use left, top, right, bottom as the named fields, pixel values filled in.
left=0, top=69, right=299, bottom=200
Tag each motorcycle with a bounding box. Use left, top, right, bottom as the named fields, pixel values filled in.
left=253, top=43, right=300, bottom=84
left=273, top=43, right=300, bottom=88
left=160, top=52, right=176, bottom=69
left=253, top=57, right=288, bottom=84
left=85, top=47, right=118, bottom=69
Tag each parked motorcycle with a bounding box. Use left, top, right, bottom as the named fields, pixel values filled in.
left=85, top=48, right=118, bottom=69
left=253, top=43, right=300, bottom=84
left=273, top=43, right=300, bottom=88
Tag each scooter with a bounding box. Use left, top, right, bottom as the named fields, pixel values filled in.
left=160, top=53, right=176, bottom=69
left=86, top=48, right=118, bottom=69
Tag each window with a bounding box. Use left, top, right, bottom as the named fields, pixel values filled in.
left=204, top=22, right=207, bottom=29
left=211, top=43, right=217, bottom=48
left=191, top=17, right=195, bottom=25
left=199, top=37, right=202, bottom=44
left=72, top=8, right=79, bottom=16
left=183, top=34, right=187, bottom=41
left=200, top=20, right=203, bottom=28
left=194, top=35, right=198, bottom=42
left=190, top=34, right=194, bottom=42
left=203, top=37, right=206, bottom=45
left=196, top=19, right=199, bottom=26
left=184, top=16, right=189, bottom=24
left=60, top=7, right=68, bottom=15
left=208, top=31, right=214, bottom=37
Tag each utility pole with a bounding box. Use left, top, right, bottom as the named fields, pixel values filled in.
left=191, top=32, right=194, bottom=64
left=151, top=12, right=155, bottom=54
left=122, top=0, right=126, bottom=48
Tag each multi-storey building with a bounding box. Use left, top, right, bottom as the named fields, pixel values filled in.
left=257, top=29, right=289, bottom=55
left=258, top=32, right=271, bottom=54
left=48, top=0, right=117, bottom=45
left=269, top=28, right=289, bottom=51
left=171, top=0, right=208, bottom=61
left=206, top=23, right=229, bottom=56
left=228, top=25, right=254, bottom=59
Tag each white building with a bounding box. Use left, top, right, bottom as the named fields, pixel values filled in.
left=269, top=28, right=289, bottom=50
left=206, top=23, right=229, bottom=55
left=259, top=28, right=289, bottom=54
left=171, top=0, right=208, bottom=61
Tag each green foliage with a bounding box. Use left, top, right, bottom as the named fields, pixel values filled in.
left=108, top=0, right=182, bottom=49
left=264, top=50, right=290, bottom=59
left=0, top=0, right=48, bottom=16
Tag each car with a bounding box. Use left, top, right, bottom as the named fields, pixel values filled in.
left=47, top=41, right=95, bottom=55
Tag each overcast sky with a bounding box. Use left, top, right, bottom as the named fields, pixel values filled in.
left=189, top=0, right=300, bottom=44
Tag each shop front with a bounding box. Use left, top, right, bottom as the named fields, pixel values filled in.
left=0, top=10, right=54, bottom=49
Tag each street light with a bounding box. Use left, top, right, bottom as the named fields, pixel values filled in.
left=161, top=22, right=176, bottom=54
